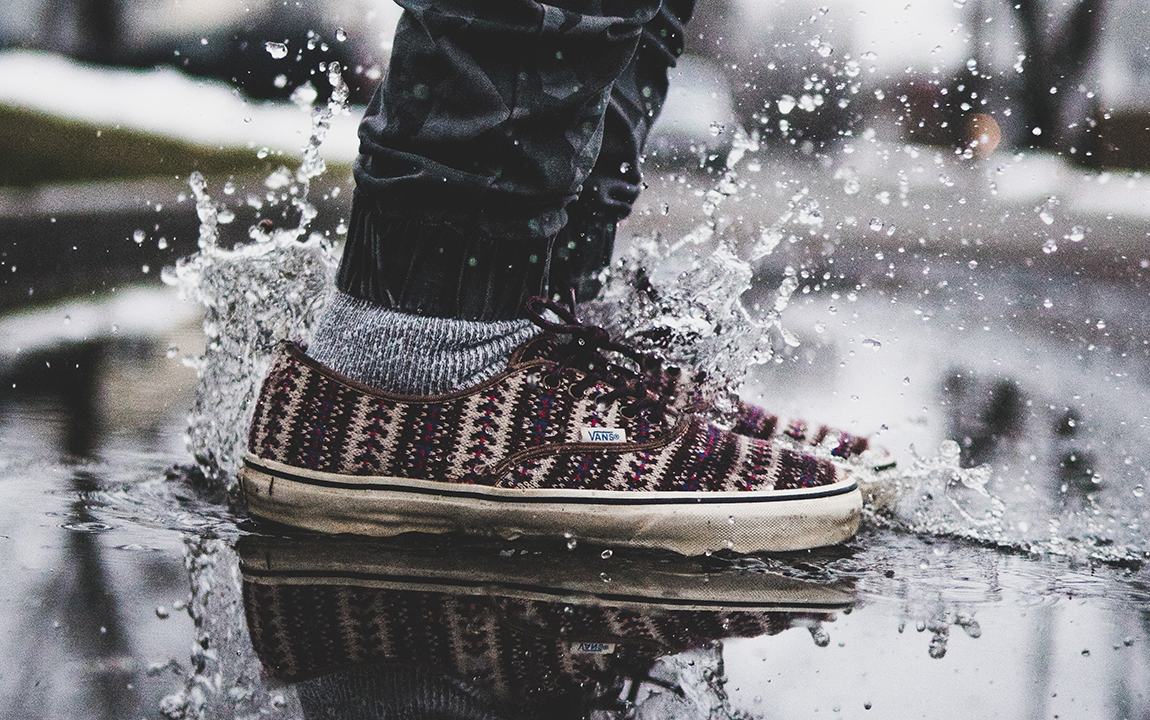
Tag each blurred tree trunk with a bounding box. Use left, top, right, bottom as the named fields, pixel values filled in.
left=43, top=0, right=124, bottom=64
left=1011, top=0, right=1105, bottom=150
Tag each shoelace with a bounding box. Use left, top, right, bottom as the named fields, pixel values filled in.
left=524, top=296, right=668, bottom=421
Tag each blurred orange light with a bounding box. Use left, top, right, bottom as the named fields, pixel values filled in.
left=965, top=113, right=1001, bottom=158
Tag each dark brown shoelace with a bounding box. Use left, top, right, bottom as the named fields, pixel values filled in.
left=524, top=295, right=668, bottom=422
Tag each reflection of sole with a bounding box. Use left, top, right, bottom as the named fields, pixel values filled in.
left=236, top=534, right=855, bottom=613
left=240, top=455, right=863, bottom=556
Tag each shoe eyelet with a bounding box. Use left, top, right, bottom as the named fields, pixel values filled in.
left=620, top=406, right=639, bottom=419
left=544, top=374, right=562, bottom=388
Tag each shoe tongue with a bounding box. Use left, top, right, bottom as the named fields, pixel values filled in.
left=509, top=332, right=564, bottom=365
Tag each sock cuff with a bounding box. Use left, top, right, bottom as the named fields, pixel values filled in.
left=309, top=291, right=539, bottom=395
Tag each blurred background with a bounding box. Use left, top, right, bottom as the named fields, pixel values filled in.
left=1, top=0, right=1148, bottom=308
left=4, top=4, right=1150, bottom=719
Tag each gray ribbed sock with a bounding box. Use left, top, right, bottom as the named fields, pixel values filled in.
left=308, top=291, right=539, bottom=396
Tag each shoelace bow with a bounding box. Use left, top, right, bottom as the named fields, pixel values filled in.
left=524, top=296, right=669, bottom=421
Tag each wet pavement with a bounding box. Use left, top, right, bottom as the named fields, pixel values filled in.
left=3, top=151, right=1150, bottom=719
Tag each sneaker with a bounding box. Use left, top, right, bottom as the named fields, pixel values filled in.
left=240, top=297, right=861, bottom=554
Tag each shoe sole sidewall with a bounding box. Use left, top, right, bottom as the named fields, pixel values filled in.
left=241, top=455, right=862, bottom=555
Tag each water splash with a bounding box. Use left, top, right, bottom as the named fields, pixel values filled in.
left=632, top=644, right=738, bottom=720
left=159, top=538, right=295, bottom=720
left=853, top=438, right=1148, bottom=565
left=859, top=440, right=1004, bottom=539
left=587, top=129, right=803, bottom=420
left=163, top=64, right=349, bottom=488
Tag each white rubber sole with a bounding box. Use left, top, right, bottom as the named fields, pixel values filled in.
left=240, top=454, right=862, bottom=555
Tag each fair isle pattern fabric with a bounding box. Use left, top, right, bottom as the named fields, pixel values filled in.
left=247, top=340, right=838, bottom=493
left=649, top=366, right=871, bottom=460
left=733, top=403, right=872, bottom=460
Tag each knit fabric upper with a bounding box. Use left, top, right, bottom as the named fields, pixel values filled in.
left=247, top=337, right=839, bottom=493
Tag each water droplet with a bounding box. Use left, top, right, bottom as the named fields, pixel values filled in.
left=1043, top=298, right=1053, bottom=308
left=619, top=162, right=631, bottom=174
left=265, top=166, right=293, bottom=190
left=869, top=217, right=883, bottom=232
left=1067, top=225, right=1085, bottom=242
left=929, top=636, right=947, bottom=658
left=815, top=321, right=827, bottom=334
left=1081, top=649, right=1091, bottom=657
left=862, top=338, right=881, bottom=349
left=1042, top=238, right=1058, bottom=254
left=1039, top=210, right=1054, bottom=225
left=264, top=41, right=288, bottom=59
left=843, top=178, right=860, bottom=195
left=133, top=229, right=146, bottom=244
left=217, top=208, right=235, bottom=225
left=565, top=533, right=577, bottom=550
left=291, top=82, right=318, bottom=107
left=777, top=95, right=797, bottom=115
left=939, top=439, right=961, bottom=464
left=335, top=27, right=348, bottom=42
left=166, top=345, right=179, bottom=359
left=600, top=549, right=613, bottom=559
left=600, top=572, right=611, bottom=582
left=968, top=260, right=978, bottom=269
left=1133, top=484, right=1145, bottom=498
left=155, top=606, right=170, bottom=619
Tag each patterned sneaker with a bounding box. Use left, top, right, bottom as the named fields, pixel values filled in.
left=240, top=298, right=861, bottom=554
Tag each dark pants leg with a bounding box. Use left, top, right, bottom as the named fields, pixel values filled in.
left=550, top=0, right=694, bottom=302
left=338, top=0, right=691, bottom=320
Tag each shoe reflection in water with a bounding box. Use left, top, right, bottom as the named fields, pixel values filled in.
left=237, top=536, right=854, bottom=718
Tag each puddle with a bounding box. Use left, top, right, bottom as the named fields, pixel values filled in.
left=5, top=50, right=1150, bottom=720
